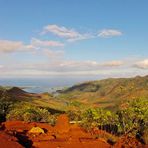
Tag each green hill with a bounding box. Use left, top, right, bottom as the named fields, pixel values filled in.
left=58, top=75, right=148, bottom=111
left=0, top=75, right=148, bottom=112
left=0, top=86, right=65, bottom=113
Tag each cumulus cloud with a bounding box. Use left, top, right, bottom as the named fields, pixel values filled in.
left=0, top=40, right=34, bottom=53
left=42, top=24, right=93, bottom=42
left=0, top=38, right=65, bottom=59
left=31, top=38, right=64, bottom=47
left=134, top=59, right=148, bottom=69
left=98, top=29, right=123, bottom=37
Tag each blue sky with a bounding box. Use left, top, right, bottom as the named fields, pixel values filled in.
left=0, top=0, right=148, bottom=78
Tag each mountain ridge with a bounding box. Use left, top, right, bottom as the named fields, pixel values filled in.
left=58, top=75, right=148, bottom=110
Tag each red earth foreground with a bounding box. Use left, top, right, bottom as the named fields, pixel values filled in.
left=0, top=114, right=146, bottom=148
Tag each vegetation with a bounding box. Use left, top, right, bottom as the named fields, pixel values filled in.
left=0, top=75, right=148, bottom=145
left=6, top=103, right=57, bottom=125
left=116, top=98, right=148, bottom=144
left=0, top=101, right=12, bottom=122
left=1, top=96, right=146, bottom=142
left=63, top=96, right=148, bottom=144
left=78, top=97, right=148, bottom=144
left=58, top=75, right=148, bottom=111
left=117, top=98, right=148, bottom=135
left=81, top=108, right=118, bottom=134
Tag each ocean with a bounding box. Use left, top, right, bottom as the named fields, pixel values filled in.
left=0, top=76, right=100, bottom=93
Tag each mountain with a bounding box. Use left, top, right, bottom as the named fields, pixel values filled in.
left=0, top=86, right=66, bottom=112
left=0, top=86, right=29, bottom=102
left=0, top=75, right=148, bottom=111
left=6, top=87, right=27, bottom=96
left=58, top=75, right=148, bottom=111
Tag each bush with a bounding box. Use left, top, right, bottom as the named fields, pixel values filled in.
left=0, top=101, right=12, bottom=122
left=81, top=108, right=118, bottom=133
left=6, top=103, right=56, bottom=125
left=117, top=98, right=148, bottom=135
left=80, top=97, right=148, bottom=137
left=66, top=110, right=83, bottom=121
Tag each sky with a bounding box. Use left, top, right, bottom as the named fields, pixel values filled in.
left=0, top=0, right=148, bottom=79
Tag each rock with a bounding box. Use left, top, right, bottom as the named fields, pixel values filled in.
left=28, top=126, right=45, bottom=134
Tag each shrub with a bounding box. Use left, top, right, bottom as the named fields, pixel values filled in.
left=117, top=97, right=148, bottom=135
left=66, top=110, right=83, bottom=121
left=0, top=101, right=12, bottom=122
left=81, top=108, right=118, bottom=133
left=80, top=97, right=148, bottom=137
left=6, top=103, right=56, bottom=125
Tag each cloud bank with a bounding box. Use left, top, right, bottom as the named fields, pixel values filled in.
left=134, top=59, right=148, bottom=69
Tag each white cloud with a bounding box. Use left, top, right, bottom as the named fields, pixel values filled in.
left=1, top=58, right=148, bottom=78
left=0, top=40, right=34, bottom=53
left=98, top=29, right=123, bottom=37
left=0, top=38, right=66, bottom=75
left=54, top=60, right=124, bottom=72
left=134, top=59, right=148, bottom=69
left=9, top=60, right=124, bottom=73
left=0, top=39, right=65, bottom=58
left=42, top=24, right=93, bottom=42
left=1, top=68, right=148, bottom=78
left=31, top=38, right=64, bottom=47
left=43, top=24, right=80, bottom=38
left=103, top=61, right=123, bottom=67
left=42, top=25, right=123, bottom=41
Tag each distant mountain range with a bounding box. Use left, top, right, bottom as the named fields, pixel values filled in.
left=0, top=75, right=148, bottom=111
left=58, top=75, right=148, bottom=110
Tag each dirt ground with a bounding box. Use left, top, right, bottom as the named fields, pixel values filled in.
left=0, top=114, right=146, bottom=148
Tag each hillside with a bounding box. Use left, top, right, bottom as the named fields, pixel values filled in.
left=0, top=76, right=148, bottom=147
left=0, top=86, right=65, bottom=115
left=0, top=75, right=148, bottom=112
left=58, top=75, right=148, bottom=110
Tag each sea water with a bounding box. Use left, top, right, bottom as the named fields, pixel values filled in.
left=0, top=76, right=100, bottom=93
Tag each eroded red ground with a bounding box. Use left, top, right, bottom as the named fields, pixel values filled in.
left=0, top=114, right=146, bottom=148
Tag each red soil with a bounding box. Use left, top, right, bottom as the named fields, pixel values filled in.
left=0, top=114, right=146, bottom=148
left=0, top=132, right=23, bottom=148
left=54, top=114, right=70, bottom=133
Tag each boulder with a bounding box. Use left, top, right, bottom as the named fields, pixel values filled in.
left=28, top=126, right=45, bottom=134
